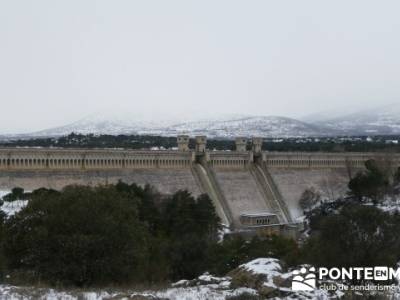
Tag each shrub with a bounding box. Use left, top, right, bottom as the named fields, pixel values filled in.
left=299, top=187, right=321, bottom=211
left=208, top=235, right=299, bottom=276
left=302, top=204, right=400, bottom=270
left=4, top=185, right=149, bottom=286
left=2, top=183, right=222, bottom=286
left=0, top=211, right=5, bottom=279
left=348, top=159, right=389, bottom=202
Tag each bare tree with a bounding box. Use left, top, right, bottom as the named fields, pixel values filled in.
left=299, top=187, right=321, bottom=211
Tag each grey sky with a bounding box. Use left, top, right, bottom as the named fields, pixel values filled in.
left=1, top=1, right=399, bottom=134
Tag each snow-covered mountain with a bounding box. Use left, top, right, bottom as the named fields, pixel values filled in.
left=309, top=103, right=400, bottom=135
left=32, top=111, right=180, bottom=137
left=162, top=116, right=334, bottom=138
left=22, top=103, right=400, bottom=138
left=29, top=115, right=334, bottom=138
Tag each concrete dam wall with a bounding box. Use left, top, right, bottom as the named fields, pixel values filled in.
left=268, top=168, right=350, bottom=219
left=1, top=136, right=399, bottom=230
left=0, top=169, right=202, bottom=198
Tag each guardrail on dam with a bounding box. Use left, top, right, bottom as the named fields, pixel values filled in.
left=1, top=136, right=399, bottom=234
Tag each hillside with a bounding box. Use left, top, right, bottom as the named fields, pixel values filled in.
left=29, top=115, right=336, bottom=138
left=310, top=103, right=400, bottom=135
left=8, top=103, right=400, bottom=138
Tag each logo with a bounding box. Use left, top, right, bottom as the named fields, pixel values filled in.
left=290, top=266, right=400, bottom=293
left=292, top=267, right=316, bottom=291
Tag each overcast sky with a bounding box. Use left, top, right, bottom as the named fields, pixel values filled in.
left=1, top=1, right=399, bottom=134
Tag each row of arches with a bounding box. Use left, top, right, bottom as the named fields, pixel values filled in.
left=266, top=158, right=366, bottom=167
left=0, top=156, right=192, bottom=169
left=210, top=159, right=247, bottom=167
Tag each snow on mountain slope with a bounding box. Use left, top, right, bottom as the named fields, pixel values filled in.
left=162, top=116, right=334, bottom=138
left=32, top=111, right=179, bottom=136
left=25, top=103, right=400, bottom=138
left=311, top=103, right=400, bottom=135
left=29, top=115, right=335, bottom=138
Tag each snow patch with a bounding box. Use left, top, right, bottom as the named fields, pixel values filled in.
left=0, top=190, right=29, bottom=217
left=1, top=200, right=28, bottom=216
left=240, top=258, right=282, bottom=276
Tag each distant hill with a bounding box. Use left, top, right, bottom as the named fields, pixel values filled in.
left=12, top=103, right=400, bottom=138
left=162, top=116, right=335, bottom=138
left=308, top=103, right=400, bottom=135
left=29, top=115, right=336, bottom=138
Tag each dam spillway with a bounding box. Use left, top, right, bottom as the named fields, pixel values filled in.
left=1, top=136, right=399, bottom=230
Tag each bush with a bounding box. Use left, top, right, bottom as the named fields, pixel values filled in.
left=2, top=183, right=222, bottom=286
left=0, top=211, right=5, bottom=279
left=299, top=187, right=321, bottom=211
left=348, top=159, right=389, bottom=202
left=302, top=204, right=400, bottom=270
left=394, top=167, right=400, bottom=186
left=2, top=187, right=30, bottom=202
left=159, top=190, right=221, bottom=280
left=208, top=235, right=299, bottom=276
left=4, top=185, right=149, bottom=286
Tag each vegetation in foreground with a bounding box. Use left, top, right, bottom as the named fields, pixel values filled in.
left=0, top=183, right=297, bottom=287
left=301, top=159, right=400, bottom=282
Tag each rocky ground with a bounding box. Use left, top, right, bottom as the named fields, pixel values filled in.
left=0, top=258, right=374, bottom=300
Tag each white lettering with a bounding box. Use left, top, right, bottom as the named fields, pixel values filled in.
left=341, top=268, right=353, bottom=280
left=364, top=268, right=373, bottom=280
left=317, top=267, right=400, bottom=282
left=353, top=267, right=363, bottom=280
left=389, top=268, right=400, bottom=280
left=319, top=268, right=329, bottom=279
left=374, top=267, right=388, bottom=281
left=329, top=268, right=341, bottom=280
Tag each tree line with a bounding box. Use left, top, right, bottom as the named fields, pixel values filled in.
left=0, top=183, right=297, bottom=287
left=2, top=132, right=400, bottom=152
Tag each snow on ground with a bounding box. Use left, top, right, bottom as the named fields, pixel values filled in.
left=240, top=258, right=282, bottom=276
left=0, top=284, right=258, bottom=300
left=0, top=191, right=9, bottom=198
left=2, top=257, right=400, bottom=299
left=240, top=257, right=293, bottom=290
left=1, top=200, right=28, bottom=216
left=373, top=196, right=400, bottom=214
left=154, top=286, right=258, bottom=300
left=0, top=190, right=28, bottom=217
left=218, top=224, right=231, bottom=242
left=0, top=286, right=114, bottom=300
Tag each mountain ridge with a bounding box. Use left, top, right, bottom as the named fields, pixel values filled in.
left=26, top=115, right=340, bottom=138
left=6, top=103, right=400, bottom=138
left=310, top=103, right=400, bottom=136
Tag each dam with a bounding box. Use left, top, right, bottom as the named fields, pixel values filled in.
left=1, top=135, right=399, bottom=233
